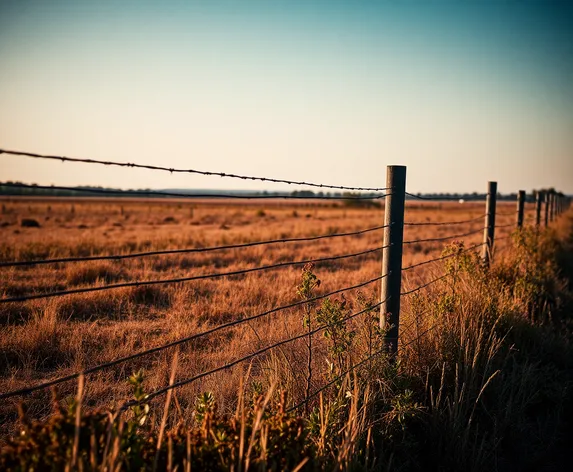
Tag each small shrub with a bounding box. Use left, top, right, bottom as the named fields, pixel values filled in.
left=20, top=218, right=40, bottom=228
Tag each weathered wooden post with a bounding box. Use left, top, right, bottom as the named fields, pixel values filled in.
left=544, top=192, right=550, bottom=227
left=517, top=190, right=525, bottom=229
left=549, top=191, right=555, bottom=223
left=482, top=181, right=497, bottom=267
left=380, top=165, right=406, bottom=356
left=535, top=191, right=543, bottom=228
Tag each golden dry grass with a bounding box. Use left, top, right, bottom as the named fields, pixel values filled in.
left=0, top=196, right=530, bottom=437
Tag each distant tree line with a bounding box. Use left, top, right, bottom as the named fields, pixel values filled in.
left=0, top=182, right=567, bottom=201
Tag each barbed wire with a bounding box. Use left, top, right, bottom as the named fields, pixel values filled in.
left=0, top=224, right=389, bottom=268
left=402, top=242, right=484, bottom=272
left=119, top=297, right=387, bottom=409
left=495, top=223, right=516, bottom=229
left=404, top=214, right=485, bottom=226
left=0, top=273, right=387, bottom=399
left=0, top=182, right=388, bottom=201
left=0, top=149, right=389, bottom=192
left=403, top=227, right=483, bottom=245
left=0, top=245, right=386, bottom=304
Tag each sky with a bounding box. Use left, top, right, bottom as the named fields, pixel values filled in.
left=1, top=0, right=572, bottom=194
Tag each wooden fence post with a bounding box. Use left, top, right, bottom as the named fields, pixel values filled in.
left=482, top=181, right=497, bottom=267
left=517, top=190, right=525, bottom=229
left=535, top=191, right=543, bottom=227
left=544, top=192, right=550, bottom=227
left=380, top=165, right=406, bottom=356
left=549, top=191, right=555, bottom=223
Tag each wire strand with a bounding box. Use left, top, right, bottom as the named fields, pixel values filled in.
left=401, top=273, right=449, bottom=296
left=403, top=227, right=483, bottom=245
left=0, top=224, right=388, bottom=268
left=0, top=149, right=389, bottom=192
left=402, top=242, right=484, bottom=272
left=0, top=273, right=387, bottom=399
left=0, top=245, right=387, bottom=304
left=0, top=182, right=388, bottom=201
left=404, top=214, right=486, bottom=226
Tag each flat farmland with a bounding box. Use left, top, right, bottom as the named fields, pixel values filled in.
left=0, top=197, right=527, bottom=437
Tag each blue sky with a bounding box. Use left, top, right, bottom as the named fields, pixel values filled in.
left=1, top=0, right=572, bottom=193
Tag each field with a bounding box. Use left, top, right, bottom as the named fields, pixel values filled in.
left=0, top=196, right=525, bottom=438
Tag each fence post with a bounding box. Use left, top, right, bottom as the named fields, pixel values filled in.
left=549, top=190, right=555, bottom=223
left=517, top=190, right=525, bottom=229
left=380, top=165, right=406, bottom=357
left=544, top=192, right=550, bottom=227
left=535, top=191, right=543, bottom=227
left=482, top=181, right=497, bottom=267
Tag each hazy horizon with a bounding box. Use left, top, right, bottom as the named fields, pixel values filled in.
left=1, top=0, right=572, bottom=194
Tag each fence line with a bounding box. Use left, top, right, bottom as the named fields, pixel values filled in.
left=0, top=153, right=571, bottom=413
left=0, top=223, right=389, bottom=268
left=0, top=245, right=386, bottom=304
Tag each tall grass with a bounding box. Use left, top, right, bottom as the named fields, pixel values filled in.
left=2, top=211, right=572, bottom=470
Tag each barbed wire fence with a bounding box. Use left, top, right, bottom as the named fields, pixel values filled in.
left=0, top=148, right=570, bottom=417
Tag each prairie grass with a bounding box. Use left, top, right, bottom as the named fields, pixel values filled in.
left=1, top=197, right=567, bottom=471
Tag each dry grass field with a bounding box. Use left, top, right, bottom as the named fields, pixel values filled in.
left=0, top=196, right=528, bottom=439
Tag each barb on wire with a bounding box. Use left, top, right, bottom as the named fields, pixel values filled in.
left=0, top=224, right=388, bottom=268
left=403, top=227, right=482, bottom=245
left=0, top=245, right=386, bottom=304
left=0, top=182, right=388, bottom=201
left=404, top=214, right=486, bottom=226
left=0, top=273, right=387, bottom=400
left=120, top=298, right=386, bottom=409
left=402, top=242, right=484, bottom=272
left=0, top=149, right=388, bottom=192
